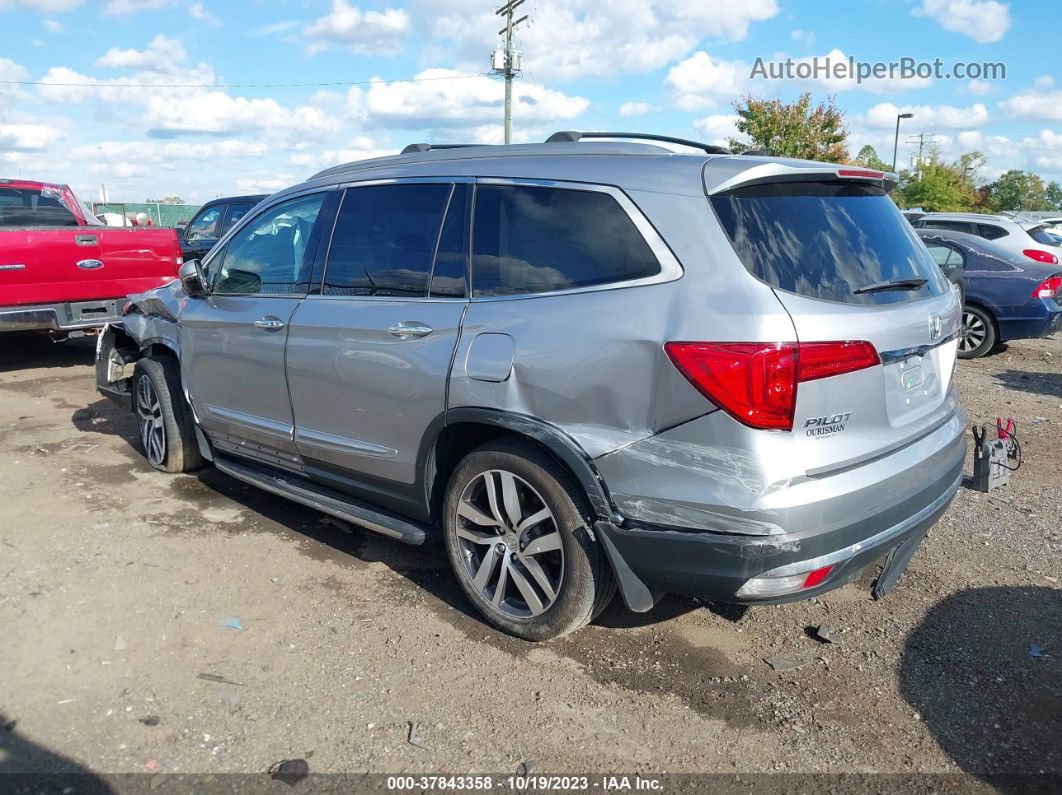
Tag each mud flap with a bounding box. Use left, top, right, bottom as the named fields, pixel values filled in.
left=872, top=526, right=930, bottom=600
left=594, top=520, right=657, bottom=613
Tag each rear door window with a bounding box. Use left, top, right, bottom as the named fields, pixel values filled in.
left=1027, top=225, right=1059, bottom=246
left=0, top=187, right=78, bottom=227
left=323, top=183, right=452, bottom=297
left=711, top=181, right=949, bottom=305
left=923, top=220, right=975, bottom=234
left=471, top=185, right=661, bottom=296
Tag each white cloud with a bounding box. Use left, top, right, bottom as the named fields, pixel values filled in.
left=42, top=18, right=63, bottom=32
left=302, top=0, right=410, bottom=56
left=96, top=34, right=186, bottom=71
left=1034, top=75, right=1054, bottom=89
left=0, top=58, right=29, bottom=105
left=859, top=102, right=990, bottom=130
left=143, top=91, right=341, bottom=139
left=967, top=79, right=992, bottom=95
left=665, top=51, right=749, bottom=110
left=771, top=49, right=933, bottom=95
left=250, top=20, right=298, bottom=37
left=0, top=122, right=64, bottom=151
left=911, top=0, right=1011, bottom=44
left=955, top=130, right=1017, bottom=157
left=189, top=2, right=220, bottom=26
left=355, top=69, right=589, bottom=129
left=418, top=0, right=778, bottom=82
left=36, top=63, right=215, bottom=105
left=289, top=137, right=397, bottom=171
left=999, top=88, right=1062, bottom=122
left=104, top=0, right=177, bottom=15
left=790, top=28, right=815, bottom=46
left=618, top=102, right=652, bottom=117
left=692, top=114, right=742, bottom=146
left=0, top=0, right=82, bottom=10
left=235, top=173, right=298, bottom=194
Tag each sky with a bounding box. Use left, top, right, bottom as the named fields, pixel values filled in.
left=0, top=0, right=1059, bottom=205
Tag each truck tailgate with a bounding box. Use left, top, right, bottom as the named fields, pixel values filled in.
left=0, top=227, right=181, bottom=307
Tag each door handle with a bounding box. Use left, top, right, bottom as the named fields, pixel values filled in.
left=388, top=322, right=433, bottom=339
left=253, top=317, right=286, bottom=331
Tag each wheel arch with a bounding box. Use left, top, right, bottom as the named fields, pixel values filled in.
left=420, top=408, right=619, bottom=527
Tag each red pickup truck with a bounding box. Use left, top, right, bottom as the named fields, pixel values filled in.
left=0, top=179, right=182, bottom=337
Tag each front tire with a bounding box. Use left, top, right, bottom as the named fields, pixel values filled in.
left=958, top=305, right=996, bottom=359
left=132, top=356, right=205, bottom=473
left=442, top=439, right=614, bottom=641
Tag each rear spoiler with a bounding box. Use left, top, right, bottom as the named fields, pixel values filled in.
left=706, top=161, right=899, bottom=196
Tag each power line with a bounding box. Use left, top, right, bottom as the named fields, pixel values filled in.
left=0, top=73, right=488, bottom=90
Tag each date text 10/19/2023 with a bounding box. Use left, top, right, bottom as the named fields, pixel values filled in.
left=385, top=775, right=664, bottom=791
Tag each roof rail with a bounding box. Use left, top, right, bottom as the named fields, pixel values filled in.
left=545, top=130, right=730, bottom=155
left=741, top=149, right=771, bottom=156
left=400, top=143, right=487, bottom=155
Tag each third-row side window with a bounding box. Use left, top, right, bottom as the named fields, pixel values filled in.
left=471, top=185, right=661, bottom=296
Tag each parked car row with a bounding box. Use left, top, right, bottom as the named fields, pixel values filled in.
left=92, top=134, right=969, bottom=640
left=908, top=211, right=1062, bottom=358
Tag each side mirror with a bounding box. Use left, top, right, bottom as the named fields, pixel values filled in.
left=178, top=259, right=208, bottom=297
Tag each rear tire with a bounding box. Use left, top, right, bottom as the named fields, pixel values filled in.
left=958, top=305, right=996, bottom=359
left=442, top=438, right=614, bottom=641
left=132, top=356, right=205, bottom=473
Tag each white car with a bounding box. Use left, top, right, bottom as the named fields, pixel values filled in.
left=913, top=212, right=1060, bottom=265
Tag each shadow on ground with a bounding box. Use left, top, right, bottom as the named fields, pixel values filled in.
left=0, top=713, right=111, bottom=792
left=0, top=333, right=96, bottom=374
left=900, top=586, right=1062, bottom=790
left=992, top=370, right=1062, bottom=400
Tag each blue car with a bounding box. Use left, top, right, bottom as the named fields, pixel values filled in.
left=917, top=229, right=1062, bottom=358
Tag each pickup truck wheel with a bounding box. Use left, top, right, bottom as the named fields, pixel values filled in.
left=132, top=356, right=205, bottom=473
left=443, top=439, right=614, bottom=641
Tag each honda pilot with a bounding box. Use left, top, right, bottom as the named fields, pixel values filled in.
left=97, top=132, right=966, bottom=640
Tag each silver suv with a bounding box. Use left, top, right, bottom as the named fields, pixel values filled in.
left=97, top=132, right=967, bottom=640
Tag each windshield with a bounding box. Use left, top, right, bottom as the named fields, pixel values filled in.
left=0, top=186, right=79, bottom=227
left=711, top=181, right=949, bottom=305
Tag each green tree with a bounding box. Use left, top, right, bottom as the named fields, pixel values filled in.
left=1043, top=181, right=1062, bottom=210
left=894, top=150, right=979, bottom=212
left=728, top=92, right=849, bottom=163
left=983, top=170, right=1049, bottom=212
left=854, top=144, right=889, bottom=171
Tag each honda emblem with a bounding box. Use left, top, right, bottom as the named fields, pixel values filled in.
left=929, top=314, right=942, bottom=341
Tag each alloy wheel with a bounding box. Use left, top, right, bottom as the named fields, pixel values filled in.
left=136, top=375, right=166, bottom=466
left=454, top=469, right=564, bottom=619
left=960, top=310, right=987, bottom=353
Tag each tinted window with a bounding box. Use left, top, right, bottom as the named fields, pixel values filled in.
left=1027, top=225, right=1059, bottom=246
left=431, top=184, right=468, bottom=297
left=976, top=223, right=1007, bottom=240
left=186, top=206, right=222, bottom=241
left=922, top=220, right=975, bottom=234
left=324, top=183, right=451, bottom=297
left=471, top=185, right=661, bottom=296
left=222, top=202, right=255, bottom=234
left=711, top=182, right=948, bottom=305
left=213, top=193, right=325, bottom=295
left=0, top=187, right=78, bottom=227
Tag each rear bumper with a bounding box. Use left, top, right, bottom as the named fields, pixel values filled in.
left=597, top=464, right=961, bottom=604
left=0, top=299, right=124, bottom=333
left=997, top=305, right=1062, bottom=342
left=595, top=401, right=968, bottom=605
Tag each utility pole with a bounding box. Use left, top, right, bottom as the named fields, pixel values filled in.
left=905, top=133, right=931, bottom=176
left=491, top=0, right=528, bottom=144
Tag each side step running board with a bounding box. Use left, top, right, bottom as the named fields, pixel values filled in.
left=214, top=455, right=430, bottom=545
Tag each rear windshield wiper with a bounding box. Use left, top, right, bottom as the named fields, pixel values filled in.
left=853, top=278, right=927, bottom=295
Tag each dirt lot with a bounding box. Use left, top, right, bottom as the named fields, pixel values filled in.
left=1, top=332, right=1059, bottom=787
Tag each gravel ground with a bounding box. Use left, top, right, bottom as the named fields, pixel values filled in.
left=0, top=332, right=1059, bottom=787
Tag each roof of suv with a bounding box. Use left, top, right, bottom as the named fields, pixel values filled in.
left=290, top=135, right=898, bottom=204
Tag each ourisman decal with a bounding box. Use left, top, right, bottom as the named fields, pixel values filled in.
left=804, top=412, right=852, bottom=438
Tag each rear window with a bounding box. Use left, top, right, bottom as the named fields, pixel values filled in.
left=0, top=187, right=78, bottom=227
left=711, top=182, right=948, bottom=305
left=1027, top=225, right=1059, bottom=246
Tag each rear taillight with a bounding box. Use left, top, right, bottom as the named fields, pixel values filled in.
left=837, top=168, right=885, bottom=179
left=1032, top=274, right=1062, bottom=299
left=1023, top=249, right=1059, bottom=265
left=664, top=341, right=880, bottom=431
